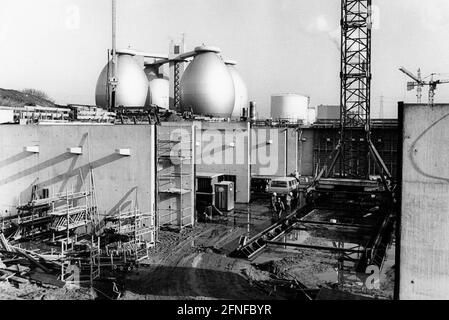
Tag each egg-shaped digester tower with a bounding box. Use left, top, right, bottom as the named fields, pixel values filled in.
left=225, top=60, right=249, bottom=118
left=180, top=46, right=235, bottom=117
left=144, top=65, right=169, bottom=109
left=95, top=50, right=148, bottom=108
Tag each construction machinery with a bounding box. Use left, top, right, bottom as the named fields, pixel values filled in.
left=306, top=0, right=396, bottom=270
left=234, top=1, right=396, bottom=279
left=308, top=0, right=394, bottom=193
left=399, top=67, right=449, bottom=105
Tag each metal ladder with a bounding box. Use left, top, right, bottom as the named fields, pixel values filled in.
left=231, top=204, right=313, bottom=260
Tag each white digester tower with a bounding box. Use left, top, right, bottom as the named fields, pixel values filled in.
left=224, top=60, right=249, bottom=119
left=144, top=63, right=170, bottom=109
left=95, top=50, right=149, bottom=108
left=180, top=46, right=235, bottom=118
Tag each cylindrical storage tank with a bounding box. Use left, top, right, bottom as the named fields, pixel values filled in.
left=181, top=46, right=235, bottom=117
left=307, top=106, right=316, bottom=124
left=95, top=50, right=148, bottom=108
left=144, top=65, right=169, bottom=109
left=224, top=60, right=248, bottom=118
left=270, top=94, right=309, bottom=123
left=249, top=101, right=257, bottom=121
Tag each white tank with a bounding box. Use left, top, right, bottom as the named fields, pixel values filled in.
left=224, top=60, right=248, bottom=118
left=95, top=51, right=148, bottom=108
left=144, top=65, right=169, bottom=109
left=307, top=106, right=317, bottom=124
left=181, top=46, right=235, bottom=117
left=270, top=94, right=309, bottom=122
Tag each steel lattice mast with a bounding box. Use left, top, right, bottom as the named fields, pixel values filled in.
left=339, top=0, right=372, bottom=178
left=317, top=0, right=392, bottom=188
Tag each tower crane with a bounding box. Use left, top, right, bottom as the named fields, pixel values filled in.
left=399, top=67, right=449, bottom=105
left=235, top=0, right=396, bottom=272
left=307, top=0, right=395, bottom=198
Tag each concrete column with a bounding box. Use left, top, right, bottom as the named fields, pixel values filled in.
left=191, top=125, right=196, bottom=226
left=400, top=103, right=449, bottom=299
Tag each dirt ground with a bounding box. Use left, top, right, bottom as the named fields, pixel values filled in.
left=118, top=199, right=395, bottom=300
left=0, top=281, right=93, bottom=300
left=121, top=223, right=276, bottom=300
left=0, top=199, right=395, bottom=300
left=119, top=200, right=323, bottom=300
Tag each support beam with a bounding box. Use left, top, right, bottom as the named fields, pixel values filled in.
left=266, top=241, right=364, bottom=254
left=295, top=220, right=373, bottom=229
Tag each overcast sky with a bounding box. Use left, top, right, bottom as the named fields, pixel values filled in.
left=1, top=0, right=449, bottom=118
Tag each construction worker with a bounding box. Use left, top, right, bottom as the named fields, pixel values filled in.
left=294, top=170, right=301, bottom=182
left=271, top=192, right=277, bottom=210
left=274, top=197, right=285, bottom=220
left=285, top=192, right=292, bottom=212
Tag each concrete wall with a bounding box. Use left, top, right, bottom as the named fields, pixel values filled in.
left=163, top=121, right=317, bottom=204
left=195, top=122, right=250, bottom=203
left=251, top=127, right=286, bottom=177
left=161, top=121, right=251, bottom=203
left=160, top=122, right=327, bottom=204
left=0, top=125, right=155, bottom=221
left=251, top=127, right=315, bottom=177
left=0, top=121, right=398, bottom=217
left=400, top=103, right=449, bottom=299
left=300, top=129, right=315, bottom=176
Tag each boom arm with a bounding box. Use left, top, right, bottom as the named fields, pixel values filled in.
left=399, top=67, right=426, bottom=85
left=434, top=79, right=449, bottom=85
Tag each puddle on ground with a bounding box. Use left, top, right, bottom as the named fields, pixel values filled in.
left=315, top=269, right=339, bottom=283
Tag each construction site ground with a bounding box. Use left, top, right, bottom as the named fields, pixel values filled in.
left=1, top=198, right=395, bottom=300
left=118, top=198, right=395, bottom=300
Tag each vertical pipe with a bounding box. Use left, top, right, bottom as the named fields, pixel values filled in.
left=247, top=206, right=250, bottom=237
left=191, top=125, right=196, bottom=227
left=112, top=0, right=117, bottom=75
left=179, top=131, right=183, bottom=229
left=249, top=101, right=256, bottom=122
left=149, top=124, right=156, bottom=238
left=247, top=122, right=251, bottom=203
left=110, top=0, right=117, bottom=110
left=299, top=130, right=304, bottom=176
left=153, top=125, right=159, bottom=242
left=295, top=130, right=299, bottom=173
left=284, top=129, right=288, bottom=177
left=66, top=189, right=69, bottom=252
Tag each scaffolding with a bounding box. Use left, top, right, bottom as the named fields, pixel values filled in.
left=12, top=171, right=97, bottom=252
left=104, top=206, right=156, bottom=263
left=61, top=236, right=101, bottom=286
left=157, top=125, right=195, bottom=230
